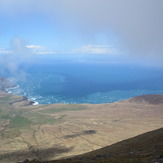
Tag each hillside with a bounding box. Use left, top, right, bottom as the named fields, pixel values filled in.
left=28, top=127, right=163, bottom=163
left=0, top=89, right=163, bottom=163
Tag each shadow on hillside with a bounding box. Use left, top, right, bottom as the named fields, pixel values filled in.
left=0, top=145, right=73, bottom=163
left=64, top=130, right=97, bottom=139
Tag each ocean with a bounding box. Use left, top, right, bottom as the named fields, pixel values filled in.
left=4, top=55, right=163, bottom=104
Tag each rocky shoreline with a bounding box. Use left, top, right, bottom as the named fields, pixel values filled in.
left=0, top=78, right=34, bottom=106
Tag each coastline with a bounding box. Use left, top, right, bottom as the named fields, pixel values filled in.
left=0, top=77, right=163, bottom=163
left=1, top=77, right=163, bottom=106
left=0, top=78, right=37, bottom=106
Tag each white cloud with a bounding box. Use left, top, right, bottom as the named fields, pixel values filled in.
left=26, top=45, right=47, bottom=50
left=26, top=44, right=58, bottom=55
left=0, top=48, right=13, bottom=54
left=1, top=44, right=118, bottom=55
left=0, top=44, right=61, bottom=56
left=72, top=44, right=118, bottom=55
left=0, top=45, right=47, bottom=55
left=35, top=51, right=58, bottom=55
left=0, top=38, right=34, bottom=80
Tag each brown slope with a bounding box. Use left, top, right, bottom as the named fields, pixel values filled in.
left=28, top=128, right=163, bottom=163
left=128, top=94, right=163, bottom=105
left=0, top=92, right=163, bottom=163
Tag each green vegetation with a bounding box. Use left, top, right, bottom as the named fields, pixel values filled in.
left=9, top=115, right=32, bottom=129
left=0, top=96, right=12, bottom=103
left=43, top=114, right=66, bottom=124
left=1, top=129, right=21, bottom=139
left=39, top=105, right=86, bottom=114
left=0, top=95, right=20, bottom=103
left=0, top=114, right=10, bottom=119
left=24, top=111, right=66, bottom=125
left=0, top=93, right=71, bottom=132
left=0, top=93, right=86, bottom=129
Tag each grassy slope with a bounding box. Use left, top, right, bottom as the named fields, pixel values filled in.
left=0, top=91, right=86, bottom=128
left=0, top=91, right=89, bottom=163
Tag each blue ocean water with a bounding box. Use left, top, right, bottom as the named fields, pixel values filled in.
left=5, top=56, right=163, bottom=104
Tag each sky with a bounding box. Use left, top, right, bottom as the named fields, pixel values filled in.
left=0, top=0, right=163, bottom=66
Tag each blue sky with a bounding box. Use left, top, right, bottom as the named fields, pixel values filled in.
left=0, top=0, right=163, bottom=66
left=0, top=14, right=79, bottom=50
left=0, top=7, right=117, bottom=55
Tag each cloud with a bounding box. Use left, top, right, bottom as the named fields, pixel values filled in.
left=26, top=45, right=60, bottom=55
left=47, top=0, right=163, bottom=62
left=0, top=48, right=12, bottom=54
left=26, top=45, right=47, bottom=51
left=53, top=0, right=163, bottom=59
left=0, top=44, right=58, bottom=56
left=1, top=44, right=117, bottom=55
left=0, top=38, right=35, bottom=80
left=0, top=0, right=163, bottom=64
left=72, top=44, right=118, bottom=55
left=0, top=0, right=38, bottom=16
left=26, top=45, right=48, bottom=54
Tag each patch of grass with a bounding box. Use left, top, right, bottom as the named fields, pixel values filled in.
left=25, top=112, right=48, bottom=122
left=2, top=129, right=21, bottom=138
left=24, top=112, right=66, bottom=125
left=0, top=96, right=17, bottom=103
left=0, top=114, right=10, bottom=119
left=0, top=96, right=11, bottom=102
left=46, top=115, right=66, bottom=124
left=9, top=115, right=32, bottom=129
left=0, top=95, right=23, bottom=104
left=39, top=105, right=86, bottom=114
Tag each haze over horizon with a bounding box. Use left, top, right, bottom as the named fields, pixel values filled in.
left=0, top=0, right=163, bottom=69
